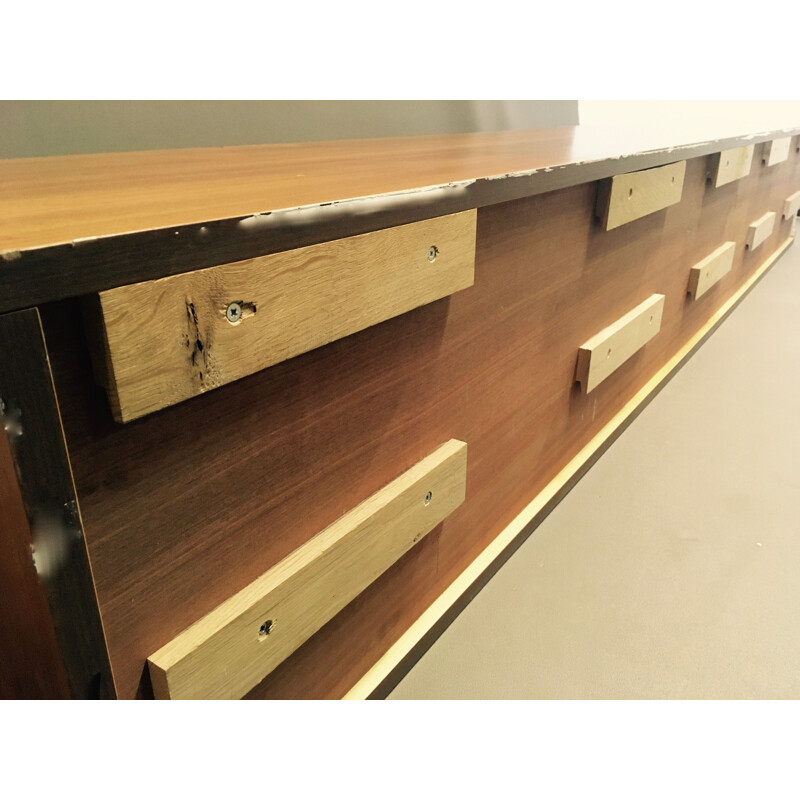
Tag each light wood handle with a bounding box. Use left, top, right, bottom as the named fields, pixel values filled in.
left=783, top=190, right=800, bottom=220
left=575, top=294, right=665, bottom=393
left=596, top=162, right=685, bottom=231
left=762, top=138, right=791, bottom=167
left=746, top=212, right=776, bottom=251
left=688, top=242, right=736, bottom=300
left=148, top=439, right=468, bottom=699
left=708, top=146, right=754, bottom=188
left=91, top=211, right=477, bottom=422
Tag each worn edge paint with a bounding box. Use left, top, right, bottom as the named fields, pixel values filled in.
left=0, top=309, right=116, bottom=698
left=2, top=127, right=800, bottom=314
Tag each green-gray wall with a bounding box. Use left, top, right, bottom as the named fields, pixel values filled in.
left=1, top=101, right=579, bottom=159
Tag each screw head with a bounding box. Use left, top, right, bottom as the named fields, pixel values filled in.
left=428, top=245, right=438, bottom=262
left=424, top=491, right=433, bottom=505
left=226, top=302, right=242, bottom=323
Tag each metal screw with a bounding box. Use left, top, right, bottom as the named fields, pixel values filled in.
left=225, top=302, right=242, bottom=323
left=258, top=619, right=274, bottom=640
left=424, top=491, right=433, bottom=505
left=428, top=245, right=438, bottom=262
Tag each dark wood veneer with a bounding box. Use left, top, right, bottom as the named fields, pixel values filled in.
left=38, top=146, right=800, bottom=698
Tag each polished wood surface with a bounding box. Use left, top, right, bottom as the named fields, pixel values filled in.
left=94, top=211, right=476, bottom=422
left=148, top=439, right=467, bottom=700
left=2, top=127, right=799, bottom=313
left=2, top=125, right=794, bottom=253
left=40, top=144, right=800, bottom=699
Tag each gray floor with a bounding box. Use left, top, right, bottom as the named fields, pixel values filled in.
left=390, top=238, right=800, bottom=700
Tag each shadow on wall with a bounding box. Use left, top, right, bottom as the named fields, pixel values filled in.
left=0, top=100, right=580, bottom=159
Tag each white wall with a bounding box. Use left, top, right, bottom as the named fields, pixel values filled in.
left=579, top=101, right=800, bottom=135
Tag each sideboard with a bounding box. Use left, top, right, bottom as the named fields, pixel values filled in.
left=1, top=123, right=798, bottom=699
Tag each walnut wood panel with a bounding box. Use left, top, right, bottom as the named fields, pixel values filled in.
left=2, top=127, right=799, bottom=313
left=39, top=143, right=800, bottom=699
left=0, top=426, right=70, bottom=699
left=149, top=439, right=467, bottom=700
left=94, top=212, right=476, bottom=422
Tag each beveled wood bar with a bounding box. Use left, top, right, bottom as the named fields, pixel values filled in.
left=1, top=123, right=799, bottom=699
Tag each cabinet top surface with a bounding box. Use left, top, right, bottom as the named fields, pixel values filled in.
left=0, top=123, right=798, bottom=312
left=3, top=123, right=798, bottom=254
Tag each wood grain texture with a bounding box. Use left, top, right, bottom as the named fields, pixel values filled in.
left=0, top=425, right=71, bottom=699
left=784, top=190, right=800, bottom=219
left=575, top=295, right=665, bottom=393
left=687, top=242, right=736, bottom=300
left=708, top=145, right=754, bottom=187
left=148, top=439, right=467, bottom=700
left=747, top=211, right=777, bottom=251
left=40, top=144, right=800, bottom=700
left=94, top=212, right=476, bottom=422
left=763, top=137, right=791, bottom=166
left=595, top=162, right=686, bottom=230
left=347, top=235, right=794, bottom=700
left=0, top=309, right=114, bottom=699
left=2, top=125, right=799, bottom=313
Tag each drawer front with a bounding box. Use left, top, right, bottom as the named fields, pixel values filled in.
left=93, top=211, right=477, bottom=422
left=596, top=161, right=686, bottom=230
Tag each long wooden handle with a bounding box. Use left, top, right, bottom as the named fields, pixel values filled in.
left=148, top=439, right=468, bottom=699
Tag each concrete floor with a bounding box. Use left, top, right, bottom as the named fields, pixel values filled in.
left=390, top=237, right=800, bottom=700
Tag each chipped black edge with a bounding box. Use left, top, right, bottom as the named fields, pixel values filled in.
left=0, top=308, right=115, bottom=699
left=1, top=129, right=798, bottom=314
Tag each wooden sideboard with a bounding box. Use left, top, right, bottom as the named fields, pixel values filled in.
left=1, top=124, right=799, bottom=699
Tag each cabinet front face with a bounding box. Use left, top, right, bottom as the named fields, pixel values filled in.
left=36, top=141, right=800, bottom=700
